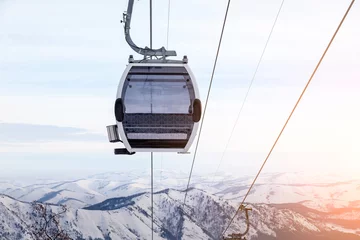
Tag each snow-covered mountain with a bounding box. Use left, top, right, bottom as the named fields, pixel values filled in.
left=1, top=187, right=359, bottom=240
left=1, top=171, right=359, bottom=213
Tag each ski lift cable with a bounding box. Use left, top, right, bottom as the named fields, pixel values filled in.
left=212, top=0, right=285, bottom=184
left=150, top=0, right=153, bottom=50
left=151, top=152, right=154, bottom=240
left=181, top=0, right=232, bottom=213
left=158, top=0, right=171, bottom=214
left=176, top=0, right=232, bottom=237
left=166, top=0, right=171, bottom=49
left=221, top=0, right=355, bottom=236
left=150, top=1, right=154, bottom=239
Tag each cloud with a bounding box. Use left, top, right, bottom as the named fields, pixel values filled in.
left=0, top=123, right=106, bottom=143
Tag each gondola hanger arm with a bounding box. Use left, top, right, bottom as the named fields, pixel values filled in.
left=123, top=0, right=177, bottom=58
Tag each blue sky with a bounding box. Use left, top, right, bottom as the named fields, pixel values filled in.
left=0, top=0, right=359, bottom=180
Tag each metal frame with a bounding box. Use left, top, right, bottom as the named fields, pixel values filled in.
left=122, top=0, right=176, bottom=59
left=116, top=62, right=200, bottom=153
left=223, top=205, right=252, bottom=240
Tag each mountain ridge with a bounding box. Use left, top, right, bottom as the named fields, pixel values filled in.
left=1, top=188, right=360, bottom=239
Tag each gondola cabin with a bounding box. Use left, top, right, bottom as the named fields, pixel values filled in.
left=107, top=60, right=201, bottom=154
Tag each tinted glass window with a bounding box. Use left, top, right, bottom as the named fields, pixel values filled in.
left=123, top=66, right=195, bottom=114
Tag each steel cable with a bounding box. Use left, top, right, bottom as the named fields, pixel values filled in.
left=221, top=0, right=355, bottom=236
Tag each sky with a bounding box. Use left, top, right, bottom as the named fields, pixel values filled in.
left=0, top=0, right=359, bottom=180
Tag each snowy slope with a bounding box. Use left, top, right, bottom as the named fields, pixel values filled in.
left=1, top=187, right=360, bottom=240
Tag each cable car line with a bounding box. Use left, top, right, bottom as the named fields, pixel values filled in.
left=180, top=0, right=232, bottom=220
left=150, top=0, right=153, bottom=50
left=150, top=152, right=154, bottom=240
left=212, top=0, right=285, bottom=185
left=166, top=0, right=171, bottom=49
left=149, top=1, right=154, bottom=239
left=221, top=0, right=355, bottom=236
left=174, top=0, right=232, bottom=238
left=158, top=0, right=171, bottom=210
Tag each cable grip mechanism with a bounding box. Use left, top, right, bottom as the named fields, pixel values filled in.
left=223, top=205, right=252, bottom=240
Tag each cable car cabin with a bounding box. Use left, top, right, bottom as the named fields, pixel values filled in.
left=107, top=62, right=201, bottom=154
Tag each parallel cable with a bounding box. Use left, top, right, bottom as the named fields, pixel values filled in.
left=221, top=0, right=355, bottom=236
left=181, top=0, right=232, bottom=220
left=151, top=152, right=154, bottom=240
left=160, top=153, right=163, bottom=184
left=175, top=1, right=232, bottom=238
left=158, top=0, right=170, bottom=206
left=150, top=0, right=153, bottom=49
left=166, top=0, right=171, bottom=49
left=212, top=0, right=285, bottom=183
left=149, top=1, right=154, bottom=239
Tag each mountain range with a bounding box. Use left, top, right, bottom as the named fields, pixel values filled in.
left=0, top=171, right=359, bottom=239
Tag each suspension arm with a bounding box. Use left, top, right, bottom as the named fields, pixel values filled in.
left=123, top=0, right=177, bottom=58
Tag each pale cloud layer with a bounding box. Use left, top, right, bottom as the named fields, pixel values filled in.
left=0, top=123, right=106, bottom=142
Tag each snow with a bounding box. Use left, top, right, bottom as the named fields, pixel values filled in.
left=1, top=183, right=360, bottom=240
left=325, top=223, right=360, bottom=235
left=0, top=171, right=360, bottom=239
left=1, top=171, right=359, bottom=214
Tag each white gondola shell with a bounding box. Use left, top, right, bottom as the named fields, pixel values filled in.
left=114, top=63, right=201, bottom=153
